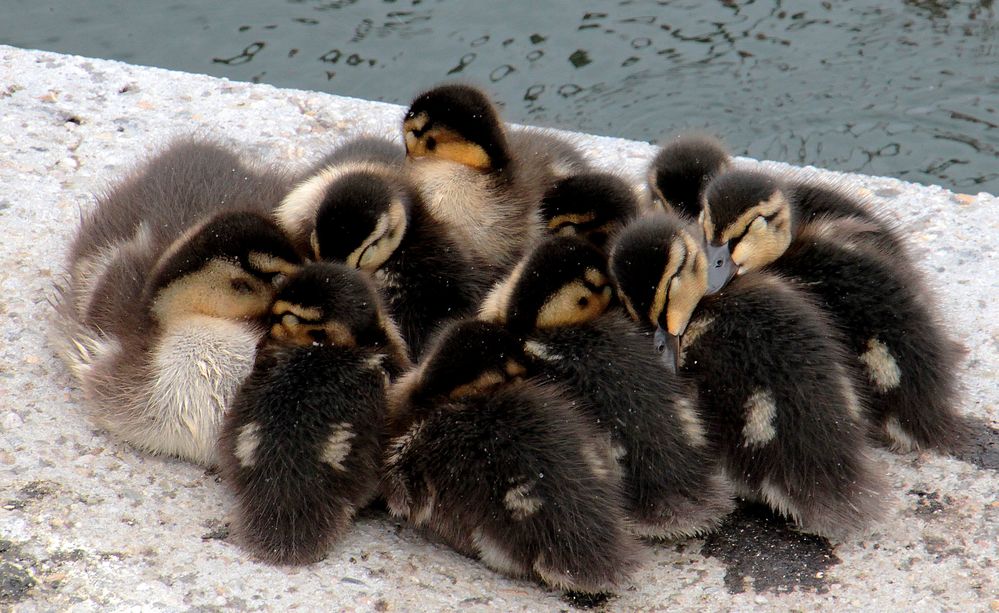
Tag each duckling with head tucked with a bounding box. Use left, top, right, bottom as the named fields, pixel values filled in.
left=275, top=136, right=489, bottom=357
left=610, top=214, right=887, bottom=539
left=218, top=262, right=409, bottom=565
left=647, top=133, right=732, bottom=219
left=55, top=140, right=303, bottom=466
left=539, top=172, right=640, bottom=250
left=402, top=83, right=585, bottom=272
left=480, top=235, right=735, bottom=539
left=699, top=169, right=964, bottom=452
left=383, top=319, right=642, bottom=594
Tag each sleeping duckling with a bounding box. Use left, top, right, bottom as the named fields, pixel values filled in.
left=402, top=83, right=585, bottom=271
left=218, top=262, right=409, bottom=565
left=647, top=133, right=732, bottom=219
left=609, top=214, right=887, bottom=539
left=540, top=172, right=640, bottom=250
left=275, top=136, right=490, bottom=357
left=698, top=169, right=964, bottom=452
left=480, top=236, right=735, bottom=539
left=383, top=319, right=642, bottom=594
left=56, top=208, right=302, bottom=466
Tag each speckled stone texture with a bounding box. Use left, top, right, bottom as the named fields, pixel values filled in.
left=1, top=45, right=997, bottom=612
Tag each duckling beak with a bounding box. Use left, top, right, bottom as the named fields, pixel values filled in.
left=654, top=324, right=681, bottom=374
left=705, top=242, right=737, bottom=295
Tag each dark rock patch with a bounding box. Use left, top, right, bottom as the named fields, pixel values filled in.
left=908, top=489, right=951, bottom=519
left=560, top=590, right=613, bottom=609
left=0, top=540, right=37, bottom=605
left=951, top=421, right=999, bottom=471
left=699, top=503, right=840, bottom=595
left=200, top=521, right=230, bottom=541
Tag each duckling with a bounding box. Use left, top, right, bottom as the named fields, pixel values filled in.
left=481, top=235, right=735, bottom=539
left=55, top=207, right=302, bottom=466
left=402, top=83, right=585, bottom=271
left=647, top=133, right=732, bottom=219
left=275, top=136, right=490, bottom=357
left=218, top=262, right=409, bottom=565
left=540, top=172, right=640, bottom=250
left=383, top=319, right=642, bottom=593
left=698, top=169, right=964, bottom=452
left=609, top=214, right=887, bottom=539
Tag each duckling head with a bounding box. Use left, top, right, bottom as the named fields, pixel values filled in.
left=268, top=261, right=405, bottom=355
left=648, top=133, right=731, bottom=219
left=609, top=214, right=708, bottom=371
left=298, top=169, right=411, bottom=271
left=479, top=236, right=614, bottom=334
left=145, top=211, right=301, bottom=325
left=403, top=83, right=510, bottom=172
left=699, top=169, right=793, bottom=294
left=409, top=320, right=527, bottom=404
left=541, top=172, right=639, bottom=248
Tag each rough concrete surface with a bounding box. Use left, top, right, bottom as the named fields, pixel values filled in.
left=1, top=45, right=997, bottom=611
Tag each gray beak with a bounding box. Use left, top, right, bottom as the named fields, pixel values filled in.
left=654, top=324, right=681, bottom=374
left=705, top=241, right=737, bottom=295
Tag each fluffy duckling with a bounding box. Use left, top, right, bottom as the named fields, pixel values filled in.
left=647, top=133, right=732, bottom=219
left=56, top=208, right=302, bottom=466
left=383, top=319, right=642, bottom=594
left=218, top=262, right=409, bottom=565
left=402, top=83, right=585, bottom=271
left=698, top=169, right=964, bottom=451
left=275, top=136, right=489, bottom=357
left=480, top=236, right=735, bottom=539
left=540, top=172, right=640, bottom=250
left=610, top=214, right=887, bottom=539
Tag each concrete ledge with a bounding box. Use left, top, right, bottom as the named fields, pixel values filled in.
left=1, top=45, right=997, bottom=611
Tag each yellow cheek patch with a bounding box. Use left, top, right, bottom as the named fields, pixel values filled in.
left=248, top=252, right=299, bottom=277
left=536, top=280, right=609, bottom=328
left=718, top=192, right=788, bottom=244
left=729, top=205, right=792, bottom=271
left=273, top=319, right=357, bottom=347
left=546, top=212, right=597, bottom=232
left=434, top=140, right=492, bottom=171
left=449, top=371, right=506, bottom=400
left=505, top=360, right=527, bottom=377
left=271, top=301, right=322, bottom=322
left=649, top=238, right=686, bottom=325
left=151, top=259, right=274, bottom=323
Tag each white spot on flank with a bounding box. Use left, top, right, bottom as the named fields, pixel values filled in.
left=742, top=389, right=778, bottom=446
left=837, top=369, right=864, bottom=421
left=472, top=528, right=524, bottom=576
left=884, top=416, right=918, bottom=452
left=580, top=442, right=612, bottom=480
left=234, top=422, right=262, bottom=468
left=504, top=481, right=543, bottom=519
left=859, top=337, right=902, bottom=392
left=321, top=422, right=355, bottom=471
left=675, top=397, right=708, bottom=448
left=523, top=340, right=563, bottom=362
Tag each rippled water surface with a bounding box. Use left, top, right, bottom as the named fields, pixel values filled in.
left=4, top=0, right=997, bottom=192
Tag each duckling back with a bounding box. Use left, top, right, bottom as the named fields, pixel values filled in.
left=218, top=262, right=402, bottom=564
left=524, top=312, right=735, bottom=539
left=686, top=273, right=887, bottom=538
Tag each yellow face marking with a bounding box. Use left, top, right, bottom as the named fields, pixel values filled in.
left=649, top=238, right=686, bottom=326
left=449, top=371, right=506, bottom=400
left=505, top=359, right=527, bottom=378
left=405, top=124, right=492, bottom=171
left=726, top=193, right=792, bottom=272
left=151, top=258, right=273, bottom=324
left=700, top=205, right=715, bottom=242
left=271, top=319, right=357, bottom=347
left=271, top=301, right=322, bottom=322
left=343, top=201, right=407, bottom=272
left=247, top=252, right=299, bottom=277
left=665, top=232, right=709, bottom=336
left=546, top=212, right=597, bottom=232
left=718, top=193, right=787, bottom=244
left=584, top=268, right=608, bottom=287
left=403, top=112, right=429, bottom=136
left=536, top=280, right=612, bottom=329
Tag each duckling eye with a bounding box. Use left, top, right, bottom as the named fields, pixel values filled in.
left=308, top=329, right=328, bottom=344
left=578, top=296, right=589, bottom=308
left=425, top=136, right=437, bottom=151
left=230, top=278, right=254, bottom=294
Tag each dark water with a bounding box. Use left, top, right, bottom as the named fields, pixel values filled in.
left=3, top=1, right=997, bottom=193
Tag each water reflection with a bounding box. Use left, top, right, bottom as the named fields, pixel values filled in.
left=1, top=0, right=996, bottom=191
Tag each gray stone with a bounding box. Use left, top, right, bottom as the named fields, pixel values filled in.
left=1, top=44, right=997, bottom=611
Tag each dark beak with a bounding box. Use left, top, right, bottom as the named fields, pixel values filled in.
left=705, top=241, right=737, bottom=295
left=654, top=324, right=681, bottom=374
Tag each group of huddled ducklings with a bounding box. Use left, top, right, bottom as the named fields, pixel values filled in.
left=55, top=82, right=966, bottom=595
